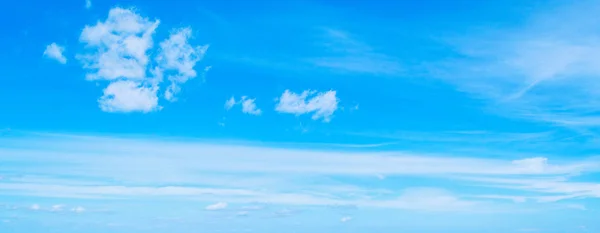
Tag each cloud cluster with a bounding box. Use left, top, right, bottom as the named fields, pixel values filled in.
left=78, top=7, right=208, bottom=113
left=224, top=96, right=262, bottom=115
left=275, top=89, right=339, bottom=122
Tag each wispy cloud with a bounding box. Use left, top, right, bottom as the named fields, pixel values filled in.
left=1, top=132, right=599, bottom=213
left=205, top=202, right=228, bottom=211
left=309, top=28, right=402, bottom=75
left=437, top=1, right=600, bottom=130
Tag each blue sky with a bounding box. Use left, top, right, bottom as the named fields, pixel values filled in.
left=1, top=0, right=600, bottom=232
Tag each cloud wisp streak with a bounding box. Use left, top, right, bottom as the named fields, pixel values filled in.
left=1, top=132, right=599, bottom=213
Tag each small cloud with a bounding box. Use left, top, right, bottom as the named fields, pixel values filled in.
left=340, top=216, right=352, bottom=222
left=225, top=96, right=236, bottom=110
left=275, top=89, right=339, bottom=122
left=30, top=204, right=40, bottom=210
left=205, top=202, right=227, bottom=211
left=85, top=0, right=91, bottom=9
left=71, top=206, right=85, bottom=213
left=241, top=97, right=262, bottom=115
left=43, top=43, right=67, bottom=64
left=224, top=96, right=262, bottom=115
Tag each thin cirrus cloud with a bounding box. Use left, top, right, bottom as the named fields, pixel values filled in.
left=309, top=28, right=402, bottom=76
left=43, top=43, right=67, bottom=64
left=77, top=7, right=208, bottom=113
left=224, top=96, right=262, bottom=115
left=205, top=202, right=228, bottom=211
left=1, top=132, right=599, bottom=212
left=275, top=89, right=339, bottom=122
left=436, top=1, right=600, bottom=130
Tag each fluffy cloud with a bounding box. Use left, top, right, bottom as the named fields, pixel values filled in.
left=30, top=204, right=40, bottom=210
left=205, top=202, right=227, bottom=210
left=275, top=89, right=339, bottom=122
left=43, top=43, right=67, bottom=64
left=340, top=216, right=352, bottom=222
left=224, top=96, right=262, bottom=115
left=98, top=80, right=159, bottom=113
left=78, top=7, right=207, bottom=113
left=156, top=28, right=208, bottom=102
left=241, top=97, right=261, bottom=115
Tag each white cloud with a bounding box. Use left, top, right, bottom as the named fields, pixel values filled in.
left=224, top=96, right=236, bottom=110
left=98, top=80, right=159, bottom=113
left=85, top=0, right=91, bottom=9
left=43, top=43, right=67, bottom=64
left=240, top=97, right=261, bottom=115
left=275, top=89, right=339, bottom=122
left=30, top=204, right=40, bottom=210
left=224, top=96, right=262, bottom=115
left=78, top=7, right=207, bottom=112
left=79, top=7, right=159, bottom=81
left=71, top=206, right=85, bottom=213
left=340, top=216, right=352, bottom=222
left=156, top=28, right=208, bottom=102
left=205, top=202, right=227, bottom=210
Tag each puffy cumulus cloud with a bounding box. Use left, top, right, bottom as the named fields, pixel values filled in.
left=275, top=89, right=339, bottom=122
left=78, top=7, right=208, bottom=113
left=205, top=202, right=227, bottom=211
left=224, top=96, right=262, bottom=115
left=156, top=28, right=208, bottom=101
left=241, top=97, right=261, bottom=115
left=99, top=80, right=159, bottom=113
left=43, top=43, right=67, bottom=64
